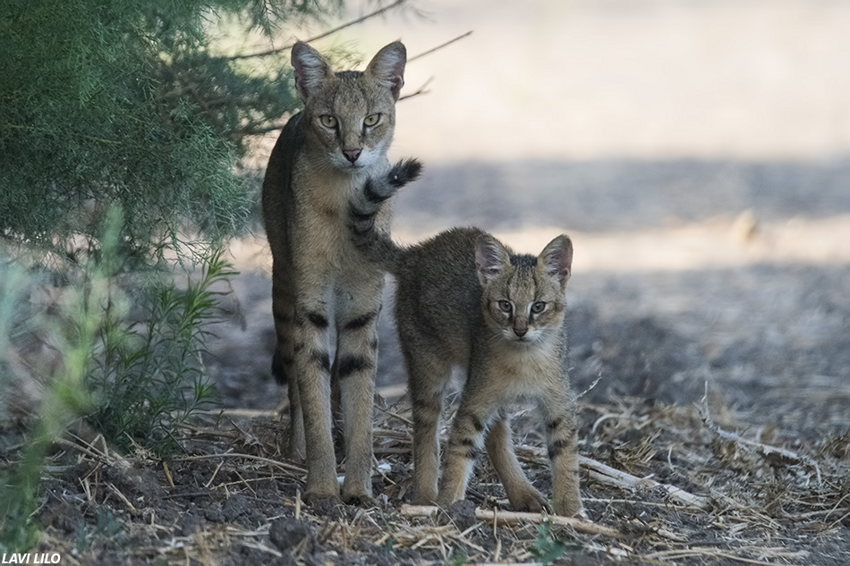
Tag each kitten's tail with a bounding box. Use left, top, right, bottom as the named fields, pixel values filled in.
left=349, top=158, right=422, bottom=273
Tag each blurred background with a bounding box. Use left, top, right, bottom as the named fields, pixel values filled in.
left=221, top=0, right=850, bottom=432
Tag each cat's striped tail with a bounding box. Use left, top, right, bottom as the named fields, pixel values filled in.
left=349, top=158, right=422, bottom=273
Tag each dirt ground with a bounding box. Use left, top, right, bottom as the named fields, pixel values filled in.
left=8, top=1, right=850, bottom=564
left=20, top=154, right=850, bottom=565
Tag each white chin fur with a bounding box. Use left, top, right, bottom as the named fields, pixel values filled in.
left=329, top=148, right=379, bottom=171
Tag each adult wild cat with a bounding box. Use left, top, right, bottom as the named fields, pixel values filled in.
left=262, top=40, right=411, bottom=506
left=348, top=176, right=583, bottom=516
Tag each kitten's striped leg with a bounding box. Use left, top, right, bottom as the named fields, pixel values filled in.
left=539, top=389, right=583, bottom=517
left=436, top=393, right=498, bottom=507
left=485, top=412, right=548, bottom=512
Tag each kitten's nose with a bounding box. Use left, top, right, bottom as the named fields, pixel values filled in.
left=514, top=327, right=528, bottom=338
left=343, top=148, right=362, bottom=163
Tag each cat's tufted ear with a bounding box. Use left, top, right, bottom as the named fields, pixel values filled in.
left=291, top=41, right=332, bottom=102
left=365, top=41, right=406, bottom=100
left=475, top=234, right=510, bottom=287
left=539, top=235, right=573, bottom=289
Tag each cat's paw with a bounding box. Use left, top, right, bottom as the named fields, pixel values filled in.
left=302, top=492, right=343, bottom=515
left=341, top=491, right=380, bottom=508
left=387, top=158, right=423, bottom=188
left=552, top=496, right=584, bottom=517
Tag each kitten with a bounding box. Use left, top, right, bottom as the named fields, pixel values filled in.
left=349, top=171, right=583, bottom=515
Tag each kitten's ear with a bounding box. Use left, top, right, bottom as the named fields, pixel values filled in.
left=291, top=41, right=332, bottom=102
left=475, top=234, right=509, bottom=287
left=365, top=41, right=406, bottom=100
left=539, top=235, right=573, bottom=289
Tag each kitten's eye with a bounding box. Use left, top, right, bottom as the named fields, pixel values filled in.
left=364, top=113, right=382, bottom=127
left=531, top=301, right=547, bottom=314
left=319, top=115, right=337, bottom=129
left=497, top=300, right=512, bottom=313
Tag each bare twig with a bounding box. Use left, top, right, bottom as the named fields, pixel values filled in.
left=579, top=455, right=711, bottom=510
left=515, top=444, right=711, bottom=510
left=399, top=504, right=623, bottom=538
left=699, top=387, right=822, bottom=483
left=175, top=452, right=306, bottom=476
left=398, top=76, right=434, bottom=102
left=407, top=31, right=473, bottom=62
left=229, top=0, right=410, bottom=61
left=163, top=461, right=176, bottom=489
left=107, top=482, right=138, bottom=513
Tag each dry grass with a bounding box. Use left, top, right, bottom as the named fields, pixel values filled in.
left=13, top=384, right=848, bottom=566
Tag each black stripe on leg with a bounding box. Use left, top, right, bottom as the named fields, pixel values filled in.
left=412, top=409, right=440, bottom=429
left=547, top=418, right=563, bottom=432
left=310, top=350, right=331, bottom=373
left=470, top=415, right=485, bottom=433
left=344, top=312, right=378, bottom=331
left=451, top=436, right=479, bottom=459
left=305, top=312, right=329, bottom=329
left=336, top=355, right=373, bottom=379
left=547, top=438, right=571, bottom=460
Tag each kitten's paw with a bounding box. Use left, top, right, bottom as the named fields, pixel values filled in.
left=509, top=488, right=550, bottom=514
left=411, top=493, right=438, bottom=506
left=388, top=158, right=423, bottom=188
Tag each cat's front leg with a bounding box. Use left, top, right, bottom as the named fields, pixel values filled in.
left=292, top=294, right=339, bottom=505
left=539, top=389, right=583, bottom=517
left=333, top=277, right=384, bottom=506
left=485, top=413, right=548, bottom=512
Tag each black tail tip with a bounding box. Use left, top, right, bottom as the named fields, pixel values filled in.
left=388, top=158, right=423, bottom=188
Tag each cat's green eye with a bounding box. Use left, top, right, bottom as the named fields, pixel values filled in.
left=497, top=300, right=512, bottom=313
left=319, top=115, right=337, bottom=129
left=531, top=301, right=547, bottom=314
left=364, top=113, right=381, bottom=127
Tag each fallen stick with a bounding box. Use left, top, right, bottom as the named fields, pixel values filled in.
left=579, top=456, right=711, bottom=510
left=399, top=504, right=623, bottom=538
left=705, top=421, right=822, bottom=484
left=514, top=445, right=710, bottom=510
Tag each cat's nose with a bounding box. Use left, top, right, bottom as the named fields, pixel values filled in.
left=343, top=148, right=362, bottom=163
left=514, top=327, right=528, bottom=338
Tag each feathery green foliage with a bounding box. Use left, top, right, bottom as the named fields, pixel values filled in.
left=87, top=246, right=236, bottom=455
left=0, top=0, right=340, bottom=259
left=0, top=0, right=363, bottom=552
left=1, top=208, right=237, bottom=550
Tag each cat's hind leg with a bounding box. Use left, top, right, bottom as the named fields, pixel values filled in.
left=405, top=354, right=451, bottom=504
left=270, top=259, right=305, bottom=462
